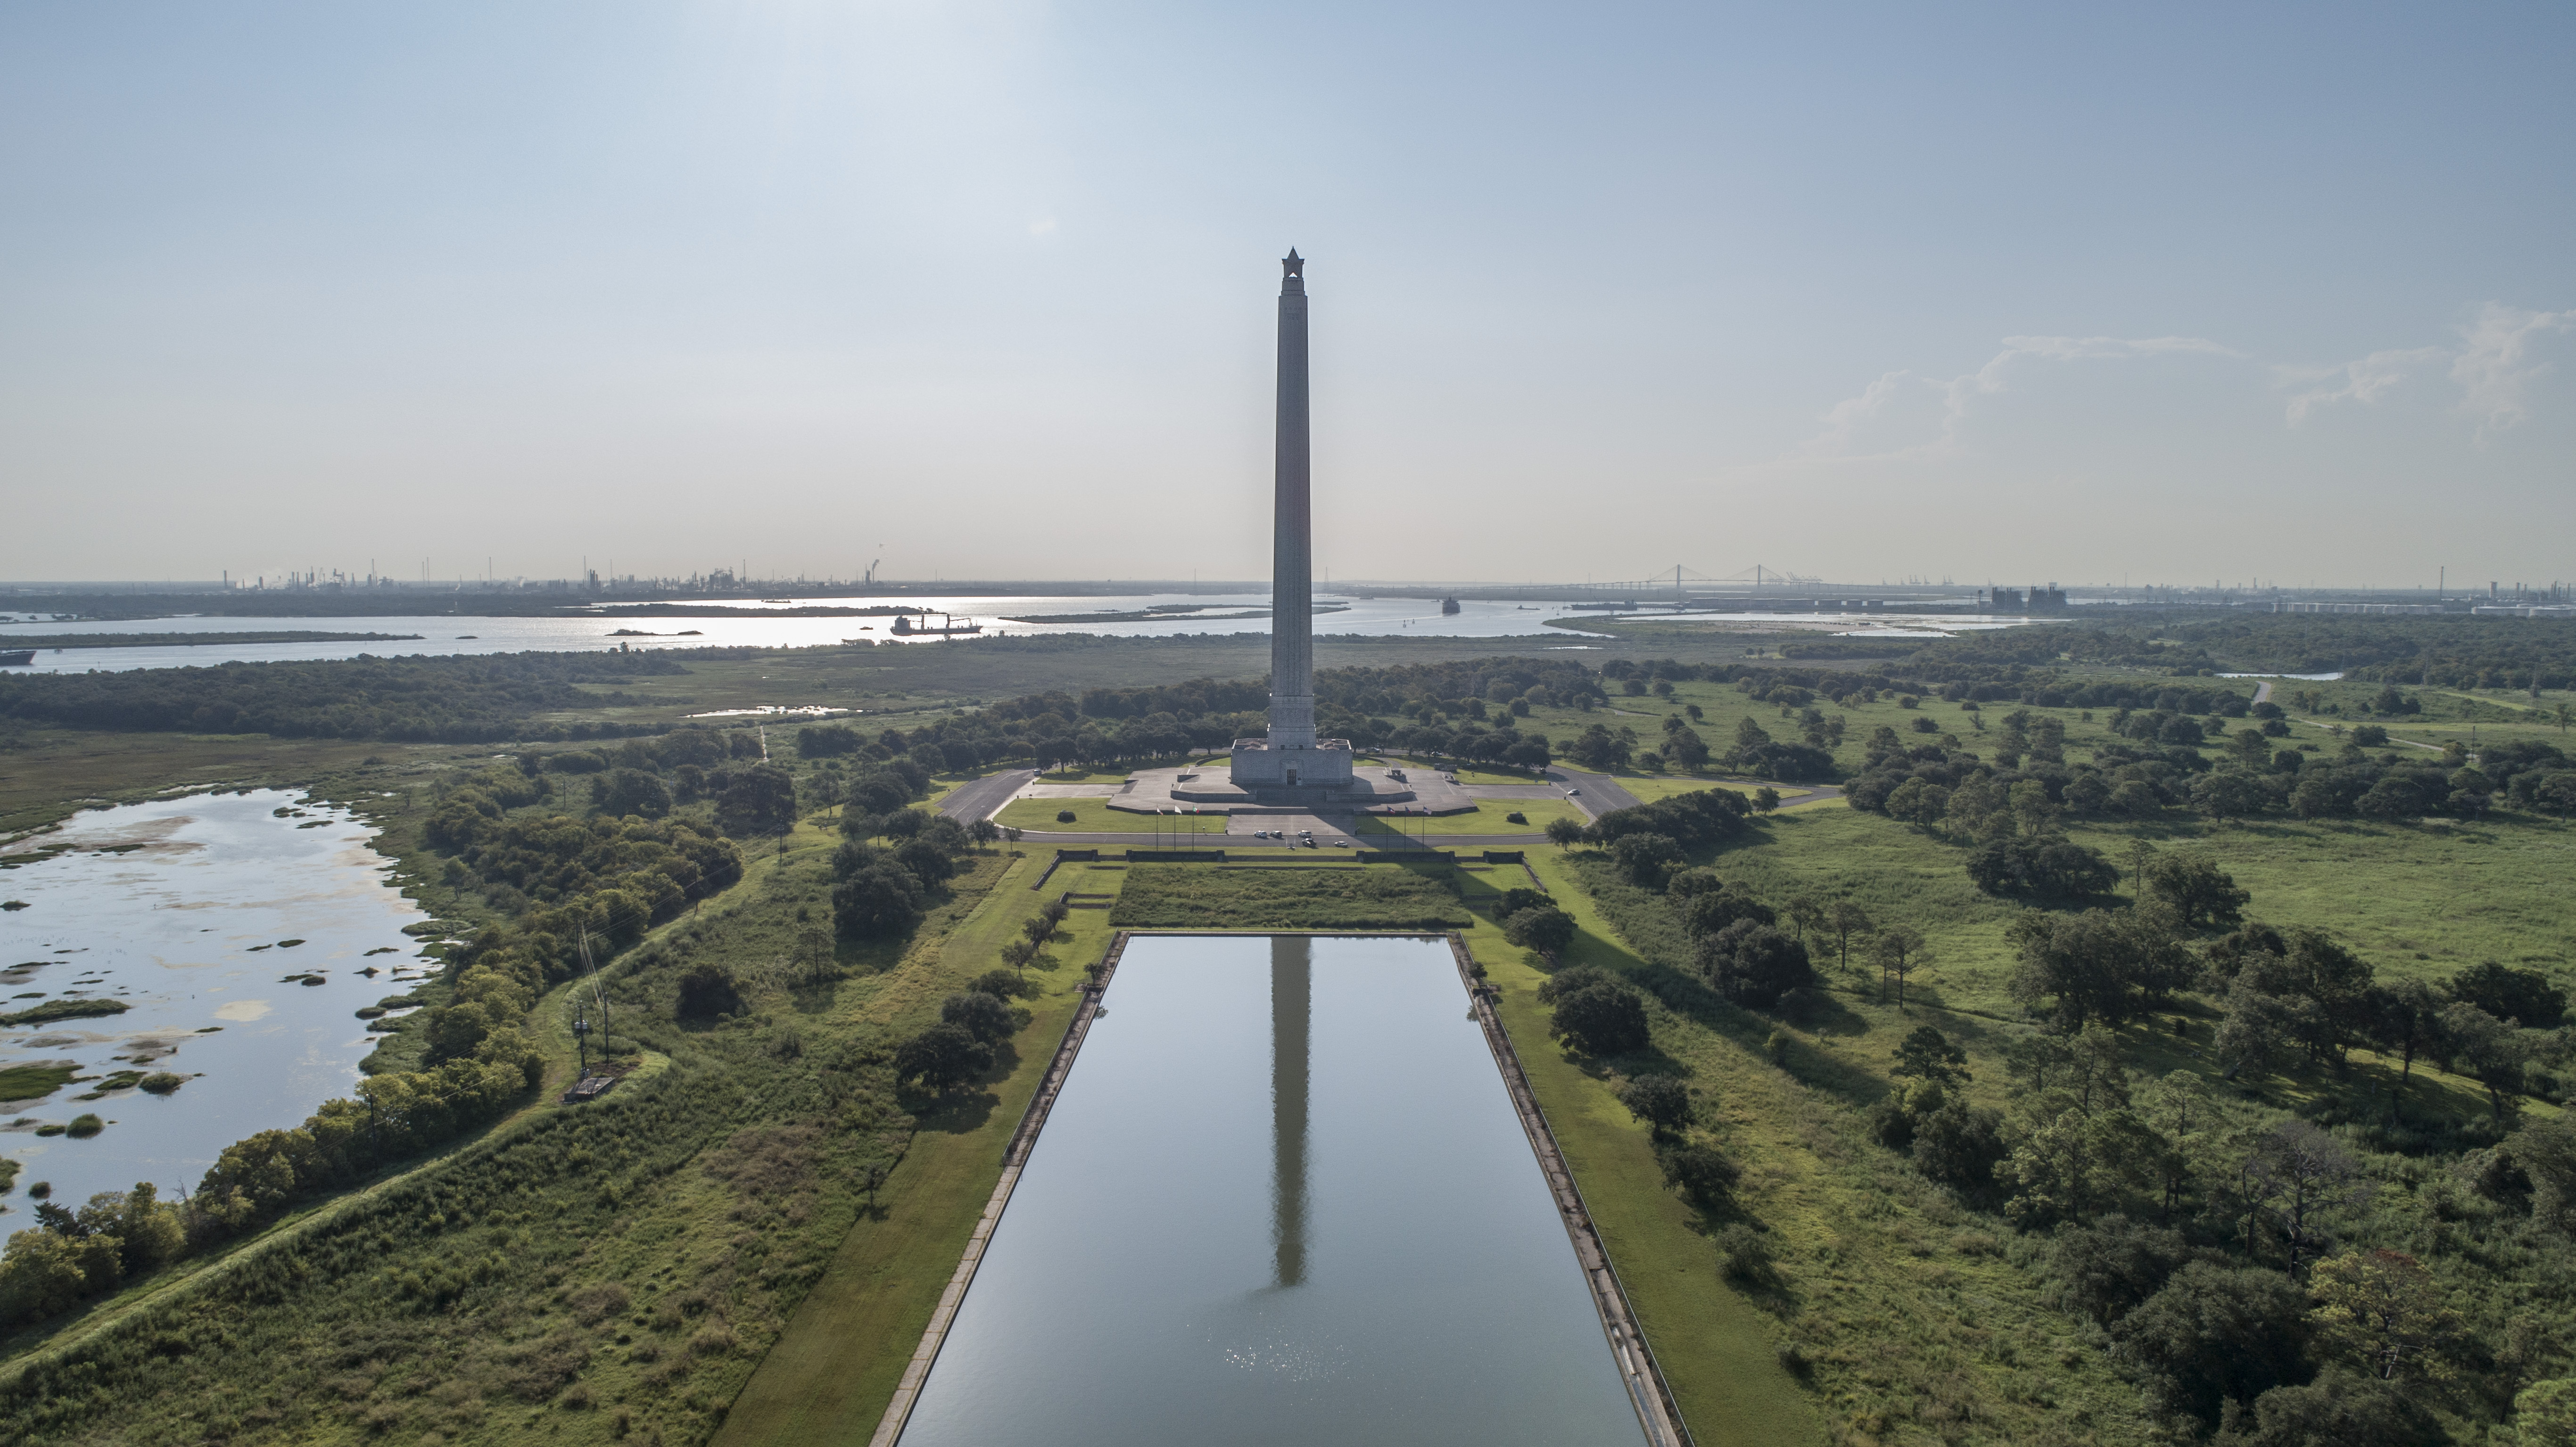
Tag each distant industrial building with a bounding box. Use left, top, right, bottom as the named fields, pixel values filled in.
left=1983, top=585, right=2066, bottom=612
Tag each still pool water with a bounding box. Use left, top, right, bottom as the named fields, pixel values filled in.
left=1, top=791, right=437, bottom=1216
left=896, top=934, right=1643, bottom=1447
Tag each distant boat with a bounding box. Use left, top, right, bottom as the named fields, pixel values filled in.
left=890, top=611, right=983, bottom=636
left=1439, top=597, right=1461, bottom=615
left=0, top=649, right=31, bottom=666
left=761, top=598, right=793, bottom=603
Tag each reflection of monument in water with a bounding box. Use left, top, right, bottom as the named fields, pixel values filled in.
left=1230, top=251, right=1357, bottom=801
left=1271, top=935, right=1310, bottom=1288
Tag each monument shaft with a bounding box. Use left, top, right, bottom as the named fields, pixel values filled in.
left=1228, top=250, right=1352, bottom=796
left=1269, top=256, right=1315, bottom=747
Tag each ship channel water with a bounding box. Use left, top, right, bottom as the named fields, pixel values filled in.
left=1, top=791, right=435, bottom=1214
left=893, top=934, right=1644, bottom=1447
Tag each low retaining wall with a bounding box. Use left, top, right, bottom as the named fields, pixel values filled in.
left=1445, top=932, right=1693, bottom=1447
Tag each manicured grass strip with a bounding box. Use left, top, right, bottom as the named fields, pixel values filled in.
left=1351, top=797, right=1589, bottom=834
left=1107, top=861, right=1469, bottom=929
left=994, top=796, right=1227, bottom=833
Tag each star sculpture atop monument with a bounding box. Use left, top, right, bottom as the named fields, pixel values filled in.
left=1282, top=248, right=1303, bottom=280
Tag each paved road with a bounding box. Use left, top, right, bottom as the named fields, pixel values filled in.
left=1545, top=768, right=1639, bottom=818
left=2252, top=680, right=2274, bottom=706
left=938, top=768, right=1037, bottom=824
left=1544, top=767, right=1844, bottom=817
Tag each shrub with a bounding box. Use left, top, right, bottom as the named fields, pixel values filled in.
left=833, top=861, right=925, bottom=941
left=566, top=1282, right=633, bottom=1326
left=65, top=1114, right=103, bottom=1138
left=940, top=991, right=1019, bottom=1045
left=1698, top=920, right=1816, bottom=1009
left=675, top=963, right=743, bottom=1019
left=1608, top=831, right=1684, bottom=887
left=1503, top=904, right=1577, bottom=955
left=2111, top=1262, right=2312, bottom=1431
left=1057, top=809, right=1077, bottom=823
left=1912, top=1102, right=2008, bottom=1198
left=1715, top=1223, right=1773, bottom=1283
left=895, top=1023, right=993, bottom=1093
left=1615, top=1074, right=1694, bottom=1135
left=1656, top=1141, right=1740, bottom=1207
left=137, top=1073, right=186, bottom=1094
left=1549, top=979, right=1650, bottom=1057
left=967, top=969, right=1035, bottom=1000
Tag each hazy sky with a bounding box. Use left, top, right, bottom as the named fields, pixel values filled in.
left=4, top=2, right=2570, bottom=589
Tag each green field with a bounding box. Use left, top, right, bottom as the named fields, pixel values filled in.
left=1106, top=861, right=1472, bottom=930
left=992, top=796, right=1229, bottom=833
left=1352, top=796, right=1588, bottom=835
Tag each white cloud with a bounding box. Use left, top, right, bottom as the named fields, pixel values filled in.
left=2278, top=303, right=2573, bottom=434
left=2279, top=346, right=2447, bottom=425
left=2450, top=302, right=2576, bottom=434
left=1804, top=333, right=2244, bottom=459
left=1805, top=304, right=2574, bottom=460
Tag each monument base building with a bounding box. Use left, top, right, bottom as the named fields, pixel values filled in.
left=1227, top=732, right=1357, bottom=796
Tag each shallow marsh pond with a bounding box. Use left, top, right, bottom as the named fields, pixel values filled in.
left=1, top=790, right=436, bottom=1214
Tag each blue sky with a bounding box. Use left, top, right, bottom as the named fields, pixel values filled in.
left=3, top=1, right=2568, bottom=588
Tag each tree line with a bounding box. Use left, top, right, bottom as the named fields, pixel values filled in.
left=0, top=650, right=698, bottom=741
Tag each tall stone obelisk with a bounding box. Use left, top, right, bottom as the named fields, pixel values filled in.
left=1232, top=250, right=1352, bottom=795
left=1268, top=250, right=1317, bottom=753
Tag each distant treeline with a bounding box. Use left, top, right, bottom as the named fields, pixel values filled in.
left=0, top=651, right=704, bottom=742
left=1783, top=613, right=2576, bottom=691
left=0, top=631, right=425, bottom=650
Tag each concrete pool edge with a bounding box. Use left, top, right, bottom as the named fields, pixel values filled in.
left=866, top=929, right=1687, bottom=1447
left=1446, top=932, right=1693, bottom=1447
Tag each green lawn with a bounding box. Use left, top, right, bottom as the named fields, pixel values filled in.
left=993, top=797, right=1228, bottom=833
left=1106, top=861, right=1471, bottom=929
left=1353, top=796, right=1588, bottom=835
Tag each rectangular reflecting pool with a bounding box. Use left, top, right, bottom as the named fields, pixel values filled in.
left=893, top=934, right=1644, bottom=1447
